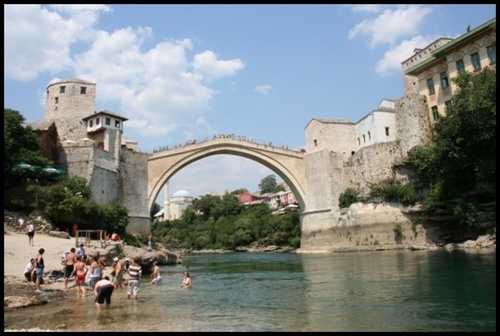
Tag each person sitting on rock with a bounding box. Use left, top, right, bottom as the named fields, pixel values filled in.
left=107, top=233, right=123, bottom=245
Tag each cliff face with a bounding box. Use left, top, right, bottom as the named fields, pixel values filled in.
left=298, top=202, right=496, bottom=253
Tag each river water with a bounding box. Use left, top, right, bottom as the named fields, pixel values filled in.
left=4, top=249, right=496, bottom=332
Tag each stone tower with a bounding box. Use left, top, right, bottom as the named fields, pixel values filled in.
left=44, top=78, right=97, bottom=142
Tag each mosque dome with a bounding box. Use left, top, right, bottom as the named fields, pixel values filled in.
left=172, top=190, right=191, bottom=198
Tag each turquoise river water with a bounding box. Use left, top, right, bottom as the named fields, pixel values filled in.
left=4, top=249, right=496, bottom=332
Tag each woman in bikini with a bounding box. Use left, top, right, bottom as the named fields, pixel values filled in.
left=72, top=255, right=87, bottom=297
left=180, top=272, right=192, bottom=289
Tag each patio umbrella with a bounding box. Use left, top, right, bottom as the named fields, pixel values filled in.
left=39, top=166, right=67, bottom=177
left=7, top=162, right=42, bottom=177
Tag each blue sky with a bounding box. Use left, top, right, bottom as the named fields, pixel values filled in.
left=4, top=4, right=496, bottom=205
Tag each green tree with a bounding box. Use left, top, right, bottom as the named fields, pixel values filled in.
left=407, top=145, right=439, bottom=186
left=150, top=202, right=161, bottom=219
left=212, top=192, right=243, bottom=218
left=430, top=68, right=496, bottom=200
left=4, top=108, right=53, bottom=168
left=258, top=174, right=278, bottom=194
left=407, top=68, right=495, bottom=227
left=189, top=194, right=222, bottom=221
left=230, top=188, right=248, bottom=195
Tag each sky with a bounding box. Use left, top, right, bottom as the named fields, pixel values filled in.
left=4, top=4, right=496, bottom=205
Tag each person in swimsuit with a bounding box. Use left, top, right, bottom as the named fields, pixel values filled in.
left=150, top=261, right=162, bottom=285
left=71, top=255, right=87, bottom=297
left=34, top=248, right=45, bottom=292
left=63, top=247, right=77, bottom=291
left=88, top=255, right=103, bottom=289
left=94, top=276, right=116, bottom=311
left=180, top=272, right=192, bottom=289
left=112, top=257, right=125, bottom=289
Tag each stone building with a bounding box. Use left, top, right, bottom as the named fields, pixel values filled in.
left=29, top=78, right=150, bottom=235
left=402, top=17, right=496, bottom=124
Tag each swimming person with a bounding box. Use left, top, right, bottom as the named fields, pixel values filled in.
left=180, top=272, right=192, bottom=289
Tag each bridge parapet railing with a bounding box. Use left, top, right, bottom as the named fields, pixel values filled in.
left=150, top=134, right=305, bottom=155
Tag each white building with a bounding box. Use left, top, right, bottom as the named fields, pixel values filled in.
left=162, top=189, right=193, bottom=220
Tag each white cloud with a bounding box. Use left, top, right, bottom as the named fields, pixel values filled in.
left=192, top=50, right=246, bottom=81
left=350, top=5, right=385, bottom=13
left=375, top=35, right=438, bottom=76
left=5, top=5, right=246, bottom=142
left=348, top=5, right=433, bottom=48
left=254, top=84, right=272, bottom=95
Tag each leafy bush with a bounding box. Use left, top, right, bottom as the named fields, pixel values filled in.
left=339, top=187, right=359, bottom=208
left=369, top=179, right=416, bottom=206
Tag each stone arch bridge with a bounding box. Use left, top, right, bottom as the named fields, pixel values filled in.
left=148, top=137, right=307, bottom=211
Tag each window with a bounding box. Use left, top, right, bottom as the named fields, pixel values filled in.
left=368, top=131, right=371, bottom=140
left=440, top=72, right=449, bottom=89
left=96, top=117, right=100, bottom=125
left=80, top=87, right=87, bottom=94
left=431, top=106, right=440, bottom=121
left=313, top=139, right=317, bottom=147
left=105, top=117, right=111, bottom=126
left=55, top=97, right=58, bottom=104
left=487, top=44, right=496, bottom=63
left=363, top=134, right=366, bottom=143
left=426, top=78, right=435, bottom=95
left=456, top=59, right=465, bottom=74
left=471, top=52, right=481, bottom=71
left=357, top=138, right=360, bottom=146
left=385, top=127, right=390, bottom=136
left=89, top=120, right=93, bottom=127
left=115, top=120, right=120, bottom=128
left=60, top=86, right=65, bottom=93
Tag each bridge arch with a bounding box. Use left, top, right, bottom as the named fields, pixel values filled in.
left=148, top=138, right=306, bottom=212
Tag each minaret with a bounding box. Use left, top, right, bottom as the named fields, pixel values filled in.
left=163, top=182, right=171, bottom=220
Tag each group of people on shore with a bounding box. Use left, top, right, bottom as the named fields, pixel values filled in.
left=23, top=243, right=192, bottom=311
left=23, top=248, right=46, bottom=292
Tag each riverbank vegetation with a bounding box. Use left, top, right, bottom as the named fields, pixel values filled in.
left=149, top=193, right=301, bottom=250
